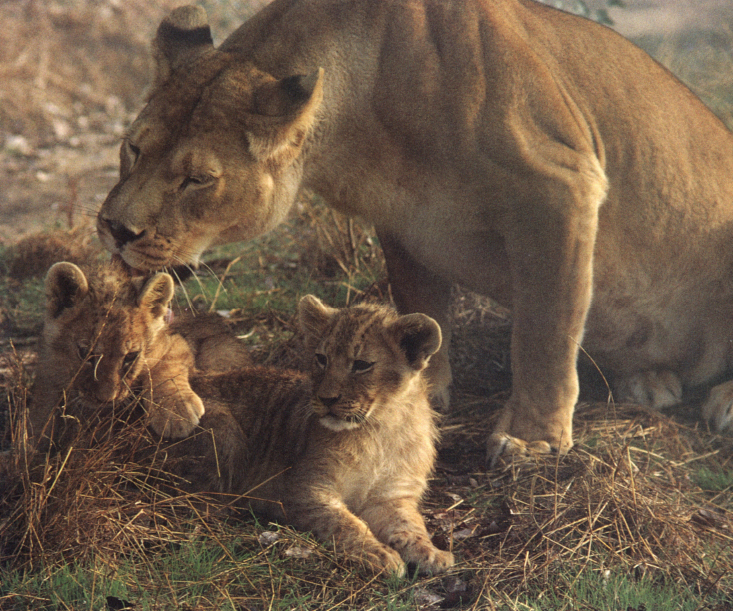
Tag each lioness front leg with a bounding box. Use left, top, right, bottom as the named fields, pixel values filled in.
left=488, top=154, right=606, bottom=462
left=379, top=231, right=454, bottom=411
left=145, top=335, right=205, bottom=438
left=361, top=499, right=454, bottom=575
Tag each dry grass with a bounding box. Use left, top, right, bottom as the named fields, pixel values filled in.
left=1, top=204, right=732, bottom=609
left=1, top=1, right=733, bottom=608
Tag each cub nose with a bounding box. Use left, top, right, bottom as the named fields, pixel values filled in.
left=319, top=395, right=342, bottom=409
left=100, top=218, right=145, bottom=248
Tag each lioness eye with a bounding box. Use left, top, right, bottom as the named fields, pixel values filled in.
left=181, top=175, right=211, bottom=190
left=122, top=351, right=139, bottom=372
left=315, top=353, right=328, bottom=369
left=352, top=360, right=375, bottom=373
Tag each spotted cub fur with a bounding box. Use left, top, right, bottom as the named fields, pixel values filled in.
left=29, top=264, right=453, bottom=575
left=29, top=261, right=207, bottom=450
left=185, top=295, right=454, bottom=576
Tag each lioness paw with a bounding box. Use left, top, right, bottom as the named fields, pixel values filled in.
left=702, top=381, right=733, bottom=433
left=148, top=392, right=205, bottom=439
left=614, top=370, right=682, bottom=409
left=487, top=432, right=554, bottom=468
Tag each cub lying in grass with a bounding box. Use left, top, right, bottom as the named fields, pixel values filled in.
left=32, top=262, right=453, bottom=576
left=29, top=261, right=248, bottom=452
left=189, top=294, right=455, bottom=576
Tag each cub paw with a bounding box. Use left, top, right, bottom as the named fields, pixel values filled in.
left=614, top=370, right=682, bottom=409
left=404, top=541, right=454, bottom=574
left=702, top=381, right=733, bottom=433
left=486, top=432, right=554, bottom=468
left=357, top=543, right=406, bottom=577
left=148, top=392, right=205, bottom=439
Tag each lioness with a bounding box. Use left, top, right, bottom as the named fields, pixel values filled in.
left=97, top=0, right=733, bottom=459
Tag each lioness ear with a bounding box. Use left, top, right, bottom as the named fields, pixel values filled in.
left=153, top=5, right=214, bottom=85
left=247, top=68, right=324, bottom=163
left=138, top=273, right=175, bottom=318
left=298, top=294, right=337, bottom=342
left=389, top=313, right=442, bottom=371
left=45, top=262, right=89, bottom=319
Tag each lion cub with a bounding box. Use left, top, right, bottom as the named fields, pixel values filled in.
left=185, top=294, right=454, bottom=576
left=30, top=261, right=217, bottom=451
left=30, top=264, right=452, bottom=575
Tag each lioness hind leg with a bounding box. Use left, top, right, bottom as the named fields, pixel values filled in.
left=702, top=380, right=733, bottom=433
left=613, top=370, right=682, bottom=409
left=361, top=500, right=454, bottom=575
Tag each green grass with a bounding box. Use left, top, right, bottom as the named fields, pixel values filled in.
left=502, top=568, right=729, bottom=611
left=1, top=530, right=428, bottom=611
left=693, top=465, right=733, bottom=494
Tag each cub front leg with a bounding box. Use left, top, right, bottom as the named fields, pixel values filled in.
left=488, top=154, right=606, bottom=462
left=361, top=499, right=454, bottom=575
left=289, top=498, right=405, bottom=576
left=144, top=335, right=205, bottom=439
left=378, top=231, right=454, bottom=411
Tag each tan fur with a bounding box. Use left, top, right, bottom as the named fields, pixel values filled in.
left=169, top=312, right=252, bottom=373
left=97, top=0, right=733, bottom=459
left=181, top=295, right=453, bottom=575
left=30, top=262, right=210, bottom=449
left=30, top=271, right=453, bottom=575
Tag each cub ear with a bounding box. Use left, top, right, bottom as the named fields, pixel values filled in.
left=45, top=262, right=89, bottom=319
left=153, top=5, right=214, bottom=85
left=298, top=294, right=337, bottom=342
left=138, top=273, right=175, bottom=318
left=247, top=68, right=324, bottom=163
left=389, top=313, right=442, bottom=371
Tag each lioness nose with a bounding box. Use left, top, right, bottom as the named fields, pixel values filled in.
left=102, top=218, right=145, bottom=248
left=319, top=395, right=342, bottom=409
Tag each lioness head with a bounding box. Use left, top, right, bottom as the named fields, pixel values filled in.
left=97, top=6, right=323, bottom=271
left=298, top=295, right=442, bottom=432
left=43, top=262, right=175, bottom=403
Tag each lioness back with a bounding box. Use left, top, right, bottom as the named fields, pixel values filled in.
left=188, top=295, right=453, bottom=575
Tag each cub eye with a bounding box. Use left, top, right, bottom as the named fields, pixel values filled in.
left=122, top=351, right=139, bottom=373
left=352, top=360, right=375, bottom=374
left=315, top=353, right=328, bottom=369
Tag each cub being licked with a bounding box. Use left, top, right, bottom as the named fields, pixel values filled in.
left=98, top=0, right=733, bottom=459
left=186, top=294, right=454, bottom=576
left=29, top=264, right=452, bottom=575
left=30, top=261, right=209, bottom=451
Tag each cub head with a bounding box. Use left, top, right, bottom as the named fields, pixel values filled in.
left=43, top=262, right=175, bottom=404
left=96, top=5, right=324, bottom=272
left=298, top=295, right=442, bottom=432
